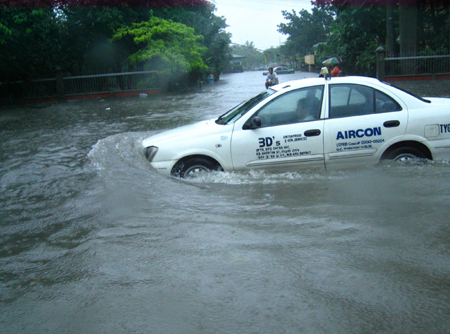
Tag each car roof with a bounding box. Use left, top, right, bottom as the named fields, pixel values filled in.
left=271, top=76, right=384, bottom=92
left=270, top=75, right=434, bottom=106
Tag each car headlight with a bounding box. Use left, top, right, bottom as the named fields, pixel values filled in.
left=144, top=146, right=158, bottom=162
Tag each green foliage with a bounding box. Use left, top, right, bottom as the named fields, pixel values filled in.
left=0, top=7, right=66, bottom=80
left=205, top=31, right=232, bottom=77
left=281, top=2, right=450, bottom=76
left=230, top=42, right=265, bottom=70
left=416, top=4, right=450, bottom=53
left=0, top=22, right=12, bottom=44
left=58, top=6, right=152, bottom=73
left=262, top=46, right=295, bottom=68
left=0, top=1, right=230, bottom=88
left=326, top=6, right=386, bottom=75
left=149, top=4, right=231, bottom=78
left=276, top=7, right=334, bottom=70
left=278, top=7, right=334, bottom=56
left=112, top=17, right=207, bottom=76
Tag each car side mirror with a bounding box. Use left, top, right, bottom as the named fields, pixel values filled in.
left=243, top=116, right=262, bottom=129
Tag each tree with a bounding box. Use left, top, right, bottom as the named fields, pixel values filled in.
left=0, top=7, right=68, bottom=80
left=278, top=7, right=334, bottom=56
left=205, top=31, right=232, bottom=78
left=328, top=5, right=386, bottom=75
left=0, top=0, right=230, bottom=86
left=230, top=41, right=265, bottom=70
left=416, top=1, right=450, bottom=53
left=150, top=3, right=232, bottom=79
left=313, top=0, right=450, bottom=65
left=111, top=16, right=207, bottom=80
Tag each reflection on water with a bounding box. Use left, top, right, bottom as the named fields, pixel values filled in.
left=1, top=71, right=450, bottom=333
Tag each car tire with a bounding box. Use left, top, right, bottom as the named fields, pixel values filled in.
left=172, top=157, right=222, bottom=178
left=384, top=146, right=426, bottom=162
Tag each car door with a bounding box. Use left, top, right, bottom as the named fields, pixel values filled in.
left=324, top=83, right=408, bottom=168
left=230, top=86, right=326, bottom=171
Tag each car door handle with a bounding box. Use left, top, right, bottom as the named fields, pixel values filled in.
left=304, top=129, right=321, bottom=137
left=384, top=120, right=400, bottom=128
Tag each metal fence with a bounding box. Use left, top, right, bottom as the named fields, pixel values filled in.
left=0, top=70, right=160, bottom=104
left=383, top=53, right=450, bottom=80
left=386, top=55, right=450, bottom=77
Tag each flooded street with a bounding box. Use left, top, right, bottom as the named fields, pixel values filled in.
left=1, top=71, right=450, bottom=333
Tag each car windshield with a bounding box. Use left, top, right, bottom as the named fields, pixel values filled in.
left=215, top=90, right=276, bottom=125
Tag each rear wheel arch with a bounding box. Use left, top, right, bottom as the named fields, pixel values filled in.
left=380, top=141, right=432, bottom=161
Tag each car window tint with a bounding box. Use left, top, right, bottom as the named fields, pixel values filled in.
left=375, top=90, right=402, bottom=113
left=349, top=88, right=367, bottom=105
left=329, top=84, right=403, bottom=118
left=330, top=84, right=374, bottom=118
left=256, top=86, right=323, bottom=127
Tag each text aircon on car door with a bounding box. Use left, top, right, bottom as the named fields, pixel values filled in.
left=324, top=84, right=407, bottom=168
left=231, top=86, right=326, bottom=172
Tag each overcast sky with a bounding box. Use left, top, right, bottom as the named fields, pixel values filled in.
left=212, top=0, right=313, bottom=51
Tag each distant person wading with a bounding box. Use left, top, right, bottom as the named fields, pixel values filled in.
left=265, top=67, right=279, bottom=89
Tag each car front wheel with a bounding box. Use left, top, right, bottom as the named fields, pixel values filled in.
left=172, top=157, right=222, bottom=178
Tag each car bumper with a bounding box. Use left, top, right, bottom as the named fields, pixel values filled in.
left=149, top=160, right=177, bottom=176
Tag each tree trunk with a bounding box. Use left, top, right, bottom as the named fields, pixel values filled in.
left=399, top=0, right=418, bottom=74
left=386, top=2, right=395, bottom=56
left=399, top=2, right=417, bottom=56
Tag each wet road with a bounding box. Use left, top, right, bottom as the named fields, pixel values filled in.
left=1, top=71, right=450, bottom=333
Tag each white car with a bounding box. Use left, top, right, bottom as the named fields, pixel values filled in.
left=262, top=66, right=295, bottom=75
left=143, top=76, right=450, bottom=178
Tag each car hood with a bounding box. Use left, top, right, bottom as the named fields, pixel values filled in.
left=142, top=118, right=226, bottom=147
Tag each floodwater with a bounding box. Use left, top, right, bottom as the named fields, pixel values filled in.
left=1, top=71, right=450, bottom=333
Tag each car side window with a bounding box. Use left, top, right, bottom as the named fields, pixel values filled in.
left=256, top=86, right=324, bottom=127
left=375, top=90, right=402, bottom=113
left=330, top=84, right=402, bottom=118
left=329, top=84, right=374, bottom=118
